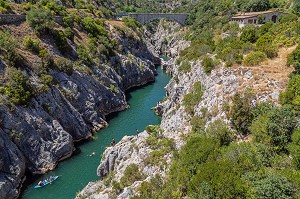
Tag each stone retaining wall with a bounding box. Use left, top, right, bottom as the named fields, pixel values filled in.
left=0, top=14, right=64, bottom=25
left=0, top=14, right=26, bottom=25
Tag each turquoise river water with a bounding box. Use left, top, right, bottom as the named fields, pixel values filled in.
left=20, top=67, right=170, bottom=199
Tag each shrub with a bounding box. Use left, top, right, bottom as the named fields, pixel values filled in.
left=183, top=81, right=205, bottom=114
left=0, top=0, right=11, bottom=13
left=109, top=84, right=118, bottom=93
left=64, top=27, right=74, bottom=41
left=23, top=36, right=40, bottom=53
left=86, top=4, right=95, bottom=13
left=0, top=68, right=32, bottom=106
left=245, top=172, right=296, bottom=199
left=77, top=45, right=93, bottom=66
left=206, top=119, right=233, bottom=146
left=168, top=137, right=220, bottom=197
left=145, top=125, right=162, bottom=137
left=188, top=160, right=247, bottom=198
left=55, top=57, right=73, bottom=75
left=287, top=45, right=300, bottom=74
left=178, top=60, right=191, bottom=73
left=39, top=49, right=54, bottom=69
left=82, top=17, right=107, bottom=38
left=145, top=149, right=166, bottom=165
left=119, top=164, right=145, bottom=188
left=243, top=51, right=267, bottom=66
left=289, top=128, right=300, bottom=169
left=293, top=1, right=300, bottom=15
left=50, top=29, right=69, bottom=54
left=138, top=174, right=165, bottom=198
left=250, top=105, right=297, bottom=153
left=27, top=8, right=53, bottom=33
left=240, top=26, right=259, bottom=43
left=227, top=91, right=254, bottom=135
left=256, top=34, right=278, bottom=58
left=63, top=15, right=74, bottom=28
left=191, top=115, right=206, bottom=134
left=122, top=17, right=141, bottom=30
left=202, top=56, right=215, bottom=74
left=37, top=0, right=67, bottom=16
left=40, top=74, right=53, bottom=86
left=0, top=31, right=18, bottom=64
left=267, top=106, right=297, bottom=153
left=279, top=74, right=300, bottom=110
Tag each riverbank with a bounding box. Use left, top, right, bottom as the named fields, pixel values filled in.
left=75, top=19, right=188, bottom=198
left=0, top=16, right=159, bottom=199
left=20, top=67, right=170, bottom=199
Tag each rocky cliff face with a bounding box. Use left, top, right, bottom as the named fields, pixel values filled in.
left=76, top=20, right=189, bottom=199
left=0, top=21, right=157, bottom=198
left=76, top=19, right=294, bottom=198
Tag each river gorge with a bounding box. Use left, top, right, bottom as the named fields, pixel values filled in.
left=20, top=67, right=170, bottom=199
left=2, top=1, right=298, bottom=198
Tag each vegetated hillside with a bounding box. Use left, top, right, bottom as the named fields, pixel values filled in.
left=132, top=0, right=300, bottom=198
left=78, top=1, right=300, bottom=199
left=0, top=2, right=159, bottom=199
left=1, top=0, right=187, bottom=15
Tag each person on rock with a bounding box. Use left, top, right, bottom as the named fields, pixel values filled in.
left=110, top=138, right=115, bottom=146
left=136, top=129, right=140, bottom=136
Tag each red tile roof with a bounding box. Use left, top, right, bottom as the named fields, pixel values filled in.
left=231, top=10, right=280, bottom=19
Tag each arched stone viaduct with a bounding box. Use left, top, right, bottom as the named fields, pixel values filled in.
left=120, top=13, right=188, bottom=26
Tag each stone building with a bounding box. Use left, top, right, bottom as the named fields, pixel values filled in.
left=230, top=10, right=288, bottom=27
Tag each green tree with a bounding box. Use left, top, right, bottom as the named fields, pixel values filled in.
left=250, top=105, right=297, bottom=153
left=245, top=0, right=271, bottom=12
left=287, top=44, right=300, bottom=74
left=289, top=128, right=300, bottom=169
left=292, top=1, right=300, bottom=15
left=0, top=31, right=18, bottom=64
left=51, top=29, right=69, bottom=54
left=1, top=68, right=32, bottom=105
left=227, top=91, right=255, bottom=135
left=122, top=17, right=141, bottom=30
left=240, top=26, right=259, bottom=43
left=205, top=119, right=233, bottom=146
left=188, top=159, right=247, bottom=199
left=26, top=8, right=54, bottom=33
left=256, top=34, right=278, bottom=58
left=167, top=137, right=219, bottom=197
left=82, top=17, right=107, bottom=38
left=250, top=172, right=295, bottom=199
left=280, top=74, right=300, bottom=108
left=267, top=106, right=297, bottom=152
left=183, top=81, right=205, bottom=114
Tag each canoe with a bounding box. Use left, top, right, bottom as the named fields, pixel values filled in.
left=34, top=176, right=59, bottom=189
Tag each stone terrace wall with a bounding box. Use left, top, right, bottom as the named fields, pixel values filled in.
left=0, top=14, right=26, bottom=25
left=0, top=14, right=64, bottom=25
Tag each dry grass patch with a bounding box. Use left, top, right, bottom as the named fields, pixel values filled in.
left=233, top=46, right=296, bottom=100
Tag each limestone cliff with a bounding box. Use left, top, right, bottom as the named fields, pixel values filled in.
left=0, top=20, right=158, bottom=198
left=75, top=20, right=189, bottom=199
